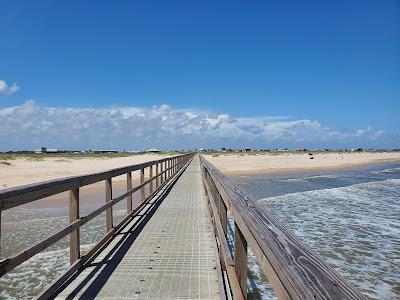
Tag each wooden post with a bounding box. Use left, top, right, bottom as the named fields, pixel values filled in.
left=0, top=212, right=1, bottom=257
left=234, top=222, right=248, bottom=298
left=149, top=165, right=154, bottom=194
left=161, top=162, right=164, bottom=184
left=69, top=188, right=80, bottom=264
left=175, top=158, right=177, bottom=174
left=140, top=168, right=145, bottom=202
left=220, top=194, right=227, bottom=235
left=127, top=172, right=132, bottom=212
left=156, top=163, right=159, bottom=188
left=106, top=178, right=113, bottom=232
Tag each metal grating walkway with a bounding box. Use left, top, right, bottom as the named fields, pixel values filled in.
left=54, top=156, right=222, bottom=299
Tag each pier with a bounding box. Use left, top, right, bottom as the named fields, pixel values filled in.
left=0, top=154, right=366, bottom=299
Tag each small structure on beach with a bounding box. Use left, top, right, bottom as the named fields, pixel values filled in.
left=146, top=148, right=161, bottom=153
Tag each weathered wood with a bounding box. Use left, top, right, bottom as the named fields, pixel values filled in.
left=202, top=168, right=245, bottom=300
left=161, top=162, right=164, bottom=182
left=156, top=163, right=159, bottom=188
left=220, top=193, right=227, bottom=235
left=140, top=168, right=145, bottom=202
left=200, top=156, right=366, bottom=300
left=69, top=188, right=80, bottom=264
left=0, top=210, right=2, bottom=257
left=105, top=178, right=113, bottom=232
left=234, top=222, right=248, bottom=298
left=127, top=172, right=132, bottom=212
left=203, top=173, right=234, bottom=268
left=149, top=165, right=154, bottom=194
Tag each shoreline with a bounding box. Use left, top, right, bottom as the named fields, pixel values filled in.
left=204, top=152, right=400, bottom=176
left=225, top=158, right=400, bottom=176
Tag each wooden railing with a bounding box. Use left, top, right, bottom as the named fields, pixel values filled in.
left=0, top=153, right=194, bottom=282
left=200, top=156, right=366, bottom=300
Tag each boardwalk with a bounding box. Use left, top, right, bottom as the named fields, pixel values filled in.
left=54, top=157, right=222, bottom=299
left=0, top=153, right=366, bottom=300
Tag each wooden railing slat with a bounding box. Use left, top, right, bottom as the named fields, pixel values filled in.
left=140, top=168, right=145, bottom=202
left=105, top=178, right=113, bottom=232
left=69, top=188, right=80, bottom=264
left=127, top=172, right=132, bottom=213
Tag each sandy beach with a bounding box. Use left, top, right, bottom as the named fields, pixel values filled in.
left=2, top=152, right=400, bottom=190
left=204, top=152, right=400, bottom=175
left=0, top=154, right=171, bottom=190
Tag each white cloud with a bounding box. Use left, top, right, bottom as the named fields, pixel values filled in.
left=0, top=100, right=394, bottom=151
left=0, top=80, right=20, bottom=96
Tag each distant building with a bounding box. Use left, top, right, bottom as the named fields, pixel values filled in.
left=146, top=148, right=161, bottom=153
left=34, top=147, right=59, bottom=154
left=88, top=150, right=118, bottom=154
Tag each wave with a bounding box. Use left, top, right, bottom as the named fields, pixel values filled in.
left=0, top=244, right=94, bottom=300
left=371, top=167, right=400, bottom=174
left=257, top=178, right=400, bottom=300
left=260, top=178, right=400, bottom=204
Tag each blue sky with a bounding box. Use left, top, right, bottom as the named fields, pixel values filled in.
left=0, top=0, right=399, bottom=150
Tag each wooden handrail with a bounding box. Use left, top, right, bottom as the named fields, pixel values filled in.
left=0, top=153, right=194, bottom=279
left=0, top=155, right=188, bottom=210
left=200, top=155, right=366, bottom=300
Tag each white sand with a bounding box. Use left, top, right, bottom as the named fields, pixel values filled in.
left=204, top=152, right=400, bottom=175
left=0, top=154, right=171, bottom=189
left=2, top=152, right=400, bottom=190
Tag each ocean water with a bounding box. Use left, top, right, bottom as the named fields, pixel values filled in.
left=0, top=192, right=134, bottom=299
left=232, top=163, right=400, bottom=300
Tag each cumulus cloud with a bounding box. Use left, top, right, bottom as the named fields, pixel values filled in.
left=0, top=100, right=394, bottom=151
left=0, top=80, right=20, bottom=96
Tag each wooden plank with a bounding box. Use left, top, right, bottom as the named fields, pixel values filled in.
left=0, top=210, right=2, bottom=257
left=69, top=188, right=80, bottom=264
left=220, top=193, right=227, bottom=235
left=200, top=156, right=366, bottom=300
left=127, top=172, right=132, bottom=212
left=160, top=163, right=164, bottom=184
left=156, top=163, right=159, bottom=188
left=140, top=168, right=145, bottom=202
left=234, top=222, right=248, bottom=298
left=149, top=165, right=154, bottom=194
left=202, top=168, right=245, bottom=300
left=105, top=178, right=113, bottom=232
